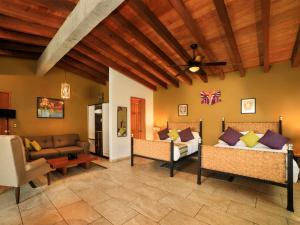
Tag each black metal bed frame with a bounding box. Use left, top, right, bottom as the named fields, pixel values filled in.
left=131, top=120, right=203, bottom=177
left=197, top=117, right=294, bottom=212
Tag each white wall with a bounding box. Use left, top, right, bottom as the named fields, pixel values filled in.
left=109, top=68, right=154, bottom=161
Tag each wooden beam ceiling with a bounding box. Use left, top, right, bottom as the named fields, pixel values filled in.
left=0, top=28, right=49, bottom=46
left=128, top=0, right=194, bottom=84
left=36, top=0, right=125, bottom=76
left=0, top=48, right=39, bottom=59
left=57, top=61, right=106, bottom=85
left=261, top=0, right=270, bottom=72
left=291, top=25, right=300, bottom=67
left=95, top=24, right=179, bottom=87
left=82, top=35, right=167, bottom=89
left=213, top=0, right=246, bottom=76
left=0, top=40, right=44, bottom=53
left=75, top=44, right=157, bottom=91
left=168, top=0, right=221, bottom=81
left=112, top=12, right=192, bottom=85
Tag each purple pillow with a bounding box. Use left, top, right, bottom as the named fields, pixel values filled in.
left=259, top=130, right=288, bottom=149
left=158, top=128, right=169, bottom=140
left=179, top=127, right=194, bottom=142
left=219, top=127, right=242, bottom=146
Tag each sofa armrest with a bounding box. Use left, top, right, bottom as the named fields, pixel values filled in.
left=77, top=141, right=90, bottom=154
left=25, top=158, right=47, bottom=172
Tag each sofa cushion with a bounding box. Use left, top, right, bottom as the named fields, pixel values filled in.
left=56, top=146, right=84, bottom=156
left=29, top=148, right=60, bottom=160
left=24, top=136, right=54, bottom=149
left=53, top=134, right=80, bottom=148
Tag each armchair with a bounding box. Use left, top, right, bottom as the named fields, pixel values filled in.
left=0, top=135, right=51, bottom=203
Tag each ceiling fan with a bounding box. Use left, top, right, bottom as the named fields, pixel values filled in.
left=171, top=44, right=227, bottom=78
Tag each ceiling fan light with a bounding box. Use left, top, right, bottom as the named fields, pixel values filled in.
left=189, top=66, right=200, bottom=72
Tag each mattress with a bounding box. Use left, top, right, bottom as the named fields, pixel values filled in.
left=173, top=138, right=199, bottom=161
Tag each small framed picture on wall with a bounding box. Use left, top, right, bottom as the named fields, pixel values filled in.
left=178, top=104, right=188, bottom=116
left=241, top=98, right=256, bottom=114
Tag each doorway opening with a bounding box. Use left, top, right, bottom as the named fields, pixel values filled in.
left=130, top=97, right=145, bottom=139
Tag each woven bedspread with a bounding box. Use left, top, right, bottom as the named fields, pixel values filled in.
left=174, top=143, right=188, bottom=158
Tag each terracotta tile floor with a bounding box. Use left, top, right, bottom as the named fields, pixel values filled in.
left=0, top=157, right=299, bottom=225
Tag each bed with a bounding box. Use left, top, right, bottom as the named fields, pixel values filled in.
left=131, top=121, right=202, bottom=177
left=197, top=118, right=296, bottom=212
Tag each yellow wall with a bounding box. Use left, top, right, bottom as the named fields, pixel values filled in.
left=154, top=62, right=300, bottom=151
left=0, top=57, right=108, bottom=140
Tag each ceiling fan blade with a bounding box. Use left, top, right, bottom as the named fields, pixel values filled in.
left=167, top=64, right=189, bottom=67
left=175, top=67, right=189, bottom=77
left=197, top=68, right=208, bottom=82
left=201, top=62, right=227, bottom=66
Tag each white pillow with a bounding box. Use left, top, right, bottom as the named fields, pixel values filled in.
left=192, top=132, right=200, bottom=139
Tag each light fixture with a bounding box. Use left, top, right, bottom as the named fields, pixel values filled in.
left=61, top=71, right=70, bottom=99
left=189, top=66, right=200, bottom=72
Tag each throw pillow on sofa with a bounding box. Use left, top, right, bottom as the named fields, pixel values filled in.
left=30, top=140, right=42, bottom=151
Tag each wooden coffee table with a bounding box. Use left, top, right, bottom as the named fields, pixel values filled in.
left=47, top=154, right=98, bottom=175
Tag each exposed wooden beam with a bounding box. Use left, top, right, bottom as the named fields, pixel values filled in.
left=83, top=35, right=168, bottom=89
left=0, top=0, right=65, bottom=29
left=57, top=61, right=106, bottom=85
left=67, top=50, right=108, bottom=77
left=291, top=25, right=300, bottom=67
left=0, top=40, right=44, bottom=53
left=168, top=0, right=221, bottom=81
left=213, top=0, right=246, bottom=76
left=128, top=0, right=193, bottom=70
left=36, top=0, right=125, bottom=76
left=61, top=57, right=107, bottom=84
left=0, top=14, right=56, bottom=38
left=112, top=12, right=192, bottom=85
left=75, top=44, right=157, bottom=91
left=0, top=28, right=49, bottom=46
left=95, top=25, right=178, bottom=87
left=261, top=0, right=271, bottom=72
left=0, top=48, right=39, bottom=59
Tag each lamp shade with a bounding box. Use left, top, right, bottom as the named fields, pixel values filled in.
left=0, top=109, right=16, bottom=119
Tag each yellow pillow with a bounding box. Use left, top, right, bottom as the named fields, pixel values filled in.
left=24, top=138, right=33, bottom=151
left=168, top=129, right=179, bottom=141
left=240, top=131, right=259, bottom=147
left=30, top=140, right=42, bottom=151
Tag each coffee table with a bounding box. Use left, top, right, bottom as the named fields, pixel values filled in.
left=47, top=154, right=98, bottom=175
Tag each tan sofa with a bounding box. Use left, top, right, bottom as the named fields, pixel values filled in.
left=23, top=134, right=90, bottom=161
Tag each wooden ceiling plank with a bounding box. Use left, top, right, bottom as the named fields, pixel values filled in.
left=291, top=25, right=300, bottom=67
left=168, top=0, right=221, bottom=81
left=57, top=61, right=106, bottom=85
left=113, top=13, right=192, bottom=85
left=62, top=57, right=107, bottom=83
left=0, top=28, right=49, bottom=46
left=96, top=24, right=178, bottom=87
left=261, top=0, right=271, bottom=72
left=0, top=48, right=39, bottom=59
left=213, top=0, right=246, bottom=76
left=0, top=14, right=55, bottom=38
left=169, top=0, right=219, bottom=81
left=128, top=0, right=195, bottom=83
left=36, top=0, right=125, bottom=76
left=0, top=40, right=44, bottom=53
left=75, top=44, right=157, bottom=91
left=83, top=35, right=168, bottom=89
left=67, top=50, right=108, bottom=77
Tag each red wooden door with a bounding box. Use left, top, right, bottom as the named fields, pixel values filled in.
left=131, top=97, right=145, bottom=139
left=0, top=91, right=10, bottom=134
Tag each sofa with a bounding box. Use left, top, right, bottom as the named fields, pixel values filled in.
left=23, top=134, right=90, bottom=161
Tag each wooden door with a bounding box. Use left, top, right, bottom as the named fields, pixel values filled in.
left=0, top=91, right=10, bottom=134
left=131, top=97, right=145, bottom=139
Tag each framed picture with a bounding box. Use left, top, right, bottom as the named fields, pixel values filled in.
left=178, top=104, right=188, bottom=116
left=241, top=98, right=256, bottom=114
left=37, top=97, right=64, bottom=118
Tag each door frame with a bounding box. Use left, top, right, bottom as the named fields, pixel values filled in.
left=130, top=97, right=146, bottom=139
